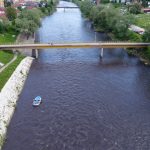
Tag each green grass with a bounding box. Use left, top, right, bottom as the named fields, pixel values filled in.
left=0, top=50, right=14, bottom=64
left=134, top=14, right=150, bottom=29
left=0, top=32, right=18, bottom=44
left=0, top=55, right=24, bottom=91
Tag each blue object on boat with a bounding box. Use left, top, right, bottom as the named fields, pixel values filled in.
left=33, top=96, right=42, bottom=106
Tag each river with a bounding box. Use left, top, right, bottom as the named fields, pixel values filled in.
left=3, top=1, right=150, bottom=150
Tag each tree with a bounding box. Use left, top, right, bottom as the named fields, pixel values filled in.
left=4, top=0, right=12, bottom=7
left=141, top=0, right=148, bottom=7
left=129, top=3, right=141, bottom=14
left=113, top=19, right=129, bottom=39
left=5, top=7, right=17, bottom=21
left=18, top=9, right=42, bottom=26
left=15, top=18, right=38, bottom=39
left=0, top=21, right=4, bottom=33
left=80, top=0, right=93, bottom=17
left=15, top=9, right=42, bottom=39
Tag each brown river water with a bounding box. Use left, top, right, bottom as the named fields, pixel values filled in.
left=3, top=1, right=150, bottom=150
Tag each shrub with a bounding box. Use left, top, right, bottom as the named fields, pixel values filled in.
left=129, top=3, right=141, bottom=14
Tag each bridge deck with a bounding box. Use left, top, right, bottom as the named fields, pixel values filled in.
left=0, top=42, right=149, bottom=50
left=56, top=6, right=79, bottom=8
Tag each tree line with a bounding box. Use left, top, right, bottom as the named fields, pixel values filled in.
left=0, top=0, right=59, bottom=39
left=73, top=0, right=150, bottom=59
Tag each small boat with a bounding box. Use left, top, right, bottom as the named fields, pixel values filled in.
left=33, top=96, right=42, bottom=106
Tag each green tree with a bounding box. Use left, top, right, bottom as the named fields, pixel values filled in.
left=5, top=7, right=17, bottom=21
left=0, top=21, right=4, bottom=33
left=141, top=0, right=148, bottom=7
left=80, top=0, right=93, bottom=17
left=15, top=9, right=42, bottom=39
left=129, top=3, right=141, bottom=14
left=112, top=18, right=129, bottom=39
left=89, top=5, right=104, bottom=22
left=18, top=9, right=42, bottom=26
left=15, top=18, right=38, bottom=39
left=4, top=0, right=12, bottom=7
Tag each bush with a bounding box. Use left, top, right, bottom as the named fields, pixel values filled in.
left=5, top=7, right=17, bottom=21
left=101, top=0, right=110, bottom=4
left=129, top=3, right=141, bottom=14
left=80, top=0, right=93, bottom=17
left=127, top=30, right=142, bottom=42
left=142, top=27, right=150, bottom=42
left=0, top=21, right=4, bottom=33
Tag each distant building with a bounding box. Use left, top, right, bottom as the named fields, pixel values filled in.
left=0, top=7, right=5, bottom=17
left=0, top=0, right=4, bottom=7
left=110, top=0, right=131, bottom=3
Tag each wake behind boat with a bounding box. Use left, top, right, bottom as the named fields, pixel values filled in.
left=33, top=96, right=42, bottom=106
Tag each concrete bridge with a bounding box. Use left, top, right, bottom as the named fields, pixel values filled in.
left=0, top=42, right=149, bottom=58
left=56, top=6, right=79, bottom=8
left=56, top=6, right=79, bottom=12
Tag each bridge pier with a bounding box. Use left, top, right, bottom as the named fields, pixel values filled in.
left=32, top=49, right=38, bottom=58
left=100, top=48, right=103, bottom=58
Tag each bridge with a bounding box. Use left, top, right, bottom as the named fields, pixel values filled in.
left=0, top=42, right=149, bottom=58
left=56, top=6, right=79, bottom=8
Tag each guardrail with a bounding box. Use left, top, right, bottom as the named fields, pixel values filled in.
left=0, top=42, right=149, bottom=50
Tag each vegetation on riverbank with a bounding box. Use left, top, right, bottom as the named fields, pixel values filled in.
left=73, top=0, right=150, bottom=63
left=0, top=0, right=59, bottom=90
left=0, top=51, right=14, bottom=64
left=134, top=14, right=150, bottom=28
left=0, top=55, right=24, bottom=90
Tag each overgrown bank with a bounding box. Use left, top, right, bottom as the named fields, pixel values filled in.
left=0, top=0, right=59, bottom=90
left=73, top=0, right=150, bottom=64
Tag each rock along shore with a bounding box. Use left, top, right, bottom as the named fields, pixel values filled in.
left=0, top=57, right=34, bottom=149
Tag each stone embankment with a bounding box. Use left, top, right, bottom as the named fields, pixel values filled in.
left=16, top=33, right=35, bottom=57
left=0, top=57, right=34, bottom=149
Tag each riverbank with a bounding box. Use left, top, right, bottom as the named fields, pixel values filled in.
left=73, top=0, right=150, bottom=65
left=0, top=57, right=34, bottom=150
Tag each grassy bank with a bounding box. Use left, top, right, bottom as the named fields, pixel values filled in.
left=0, top=51, right=14, bottom=65
left=0, top=32, right=17, bottom=44
left=0, top=55, right=24, bottom=90
left=73, top=0, right=150, bottom=63
left=134, top=13, right=150, bottom=29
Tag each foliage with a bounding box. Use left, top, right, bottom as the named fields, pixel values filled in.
left=134, top=14, right=150, bottom=28
left=89, top=4, right=130, bottom=39
left=80, top=0, right=93, bottom=17
left=18, top=9, right=42, bottom=26
left=112, top=19, right=129, bottom=39
left=144, top=47, right=150, bottom=60
left=0, top=50, right=13, bottom=64
left=127, top=30, right=142, bottom=42
left=101, top=0, right=110, bottom=4
left=129, top=3, right=141, bottom=14
left=15, top=9, right=42, bottom=38
left=4, top=0, right=12, bottom=7
left=142, top=27, right=150, bottom=42
left=0, top=22, right=4, bottom=33
left=0, top=55, right=24, bottom=91
left=141, top=0, right=148, bottom=7
left=15, top=18, right=38, bottom=38
left=0, top=32, right=17, bottom=44
left=5, top=7, right=17, bottom=21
